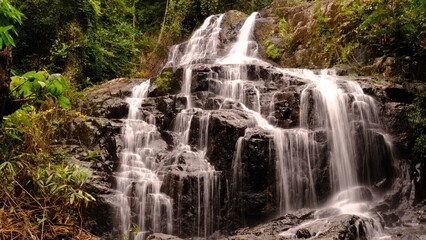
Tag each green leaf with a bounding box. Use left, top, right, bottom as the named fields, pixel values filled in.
left=58, top=95, right=71, bottom=109
left=1, top=32, right=10, bottom=46
left=20, top=115, right=31, bottom=127
left=5, top=133, right=22, bottom=141
left=4, top=31, right=15, bottom=47
left=21, top=71, right=37, bottom=77
left=0, top=25, right=14, bottom=33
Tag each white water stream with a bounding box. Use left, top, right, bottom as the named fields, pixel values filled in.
left=115, top=81, right=173, bottom=240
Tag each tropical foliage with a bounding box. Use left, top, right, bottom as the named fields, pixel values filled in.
left=9, top=0, right=274, bottom=85
left=314, top=0, right=425, bottom=79
left=10, top=71, right=72, bottom=109
left=0, top=0, right=24, bottom=49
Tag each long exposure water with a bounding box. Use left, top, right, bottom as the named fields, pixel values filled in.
left=114, top=11, right=394, bottom=239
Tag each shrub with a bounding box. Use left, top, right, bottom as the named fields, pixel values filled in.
left=155, top=71, right=172, bottom=94
left=264, top=39, right=281, bottom=61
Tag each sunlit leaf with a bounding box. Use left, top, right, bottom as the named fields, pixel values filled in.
left=58, top=95, right=71, bottom=109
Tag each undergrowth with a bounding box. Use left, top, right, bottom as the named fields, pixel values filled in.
left=0, top=74, right=95, bottom=239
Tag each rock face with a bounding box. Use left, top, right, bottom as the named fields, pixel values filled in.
left=220, top=208, right=371, bottom=240
left=59, top=8, right=426, bottom=240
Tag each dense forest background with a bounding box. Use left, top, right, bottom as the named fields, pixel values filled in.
left=10, top=0, right=274, bottom=86
left=0, top=0, right=425, bottom=239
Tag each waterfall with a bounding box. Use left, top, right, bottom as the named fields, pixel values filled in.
left=112, top=10, right=394, bottom=239
left=221, top=12, right=259, bottom=64
left=115, top=81, right=173, bottom=240
left=165, top=14, right=225, bottom=69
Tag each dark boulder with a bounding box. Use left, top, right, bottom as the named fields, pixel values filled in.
left=230, top=128, right=277, bottom=226
left=207, top=110, right=255, bottom=172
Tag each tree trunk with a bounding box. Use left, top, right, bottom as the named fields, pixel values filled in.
left=132, top=0, right=136, bottom=41
left=157, top=0, right=170, bottom=45
left=0, top=47, right=12, bottom=125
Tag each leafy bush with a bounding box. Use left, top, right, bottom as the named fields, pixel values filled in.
left=155, top=71, right=172, bottom=94
left=337, top=0, right=426, bottom=79
left=408, top=92, right=426, bottom=161
left=263, top=39, right=281, bottom=61
left=0, top=61, right=94, bottom=238
left=11, top=0, right=139, bottom=84
left=10, top=71, right=72, bottom=109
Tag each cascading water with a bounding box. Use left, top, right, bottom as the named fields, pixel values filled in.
left=165, top=14, right=225, bottom=238
left=215, top=12, right=318, bottom=214
left=113, top=10, right=395, bottom=239
left=165, top=14, right=224, bottom=69
left=115, top=81, right=173, bottom=240
left=213, top=11, right=391, bottom=237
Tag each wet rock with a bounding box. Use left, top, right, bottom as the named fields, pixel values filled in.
left=234, top=128, right=277, bottom=225
left=147, top=233, right=183, bottom=240
left=385, top=87, right=414, bottom=103
left=161, top=164, right=222, bottom=238
left=154, top=95, right=181, bottom=131
left=55, top=116, right=122, bottom=239
left=315, top=208, right=342, bottom=218
left=220, top=10, right=248, bottom=47
left=295, top=228, right=311, bottom=238
left=223, top=209, right=370, bottom=240
left=83, top=196, right=116, bottom=239
left=207, top=110, right=254, bottom=171
left=381, top=213, right=400, bottom=227
left=268, top=90, right=300, bottom=128
left=83, top=78, right=143, bottom=118
left=382, top=102, right=411, bottom=158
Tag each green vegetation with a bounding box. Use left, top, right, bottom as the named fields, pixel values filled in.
left=11, top=0, right=140, bottom=85
left=264, top=39, right=281, bottom=61
left=277, top=18, right=294, bottom=50
left=0, top=103, right=95, bottom=239
left=0, top=0, right=24, bottom=49
left=408, top=91, right=426, bottom=201
left=8, top=0, right=274, bottom=86
left=408, top=92, right=426, bottom=162
left=311, top=0, right=425, bottom=79
left=263, top=17, right=293, bottom=62
left=1, top=0, right=424, bottom=237
left=10, top=71, right=72, bottom=109
left=1, top=3, right=95, bottom=232
left=155, top=71, right=172, bottom=95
